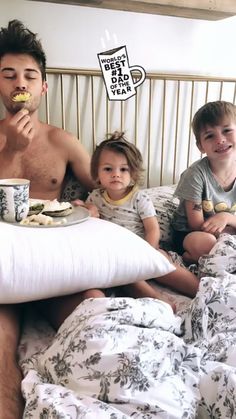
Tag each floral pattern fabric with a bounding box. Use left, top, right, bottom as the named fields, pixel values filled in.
left=21, top=233, right=236, bottom=418
left=144, top=185, right=178, bottom=250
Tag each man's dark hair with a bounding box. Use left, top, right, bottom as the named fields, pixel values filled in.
left=0, top=20, right=46, bottom=80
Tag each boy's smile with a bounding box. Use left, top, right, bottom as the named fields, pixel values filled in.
left=198, top=120, right=236, bottom=160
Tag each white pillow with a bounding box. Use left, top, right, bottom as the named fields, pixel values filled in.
left=0, top=218, right=175, bottom=303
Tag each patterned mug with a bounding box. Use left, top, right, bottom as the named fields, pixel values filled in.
left=0, top=178, right=30, bottom=223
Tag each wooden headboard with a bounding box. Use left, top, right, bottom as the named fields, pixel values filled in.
left=2, top=68, right=236, bottom=187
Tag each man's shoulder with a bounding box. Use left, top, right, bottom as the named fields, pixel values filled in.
left=45, top=123, right=76, bottom=142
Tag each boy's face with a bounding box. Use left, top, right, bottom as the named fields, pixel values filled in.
left=197, top=118, right=236, bottom=161
left=0, top=53, right=47, bottom=114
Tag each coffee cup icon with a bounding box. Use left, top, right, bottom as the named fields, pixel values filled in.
left=98, top=45, right=146, bottom=101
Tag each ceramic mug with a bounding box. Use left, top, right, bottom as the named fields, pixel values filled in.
left=98, top=45, right=146, bottom=101
left=0, top=178, right=30, bottom=223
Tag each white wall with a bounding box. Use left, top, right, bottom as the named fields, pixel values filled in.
left=1, top=0, right=236, bottom=77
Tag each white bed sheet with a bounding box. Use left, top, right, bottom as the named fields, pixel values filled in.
left=19, top=234, right=236, bottom=418
left=18, top=281, right=191, bottom=364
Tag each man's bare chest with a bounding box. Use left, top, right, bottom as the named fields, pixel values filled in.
left=0, top=146, right=66, bottom=196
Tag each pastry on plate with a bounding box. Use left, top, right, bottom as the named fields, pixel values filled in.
left=20, top=213, right=67, bottom=226
left=42, top=199, right=73, bottom=217
left=28, top=199, right=46, bottom=215
left=29, top=199, right=73, bottom=217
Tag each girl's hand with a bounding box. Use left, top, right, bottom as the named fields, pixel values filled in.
left=72, top=200, right=100, bottom=218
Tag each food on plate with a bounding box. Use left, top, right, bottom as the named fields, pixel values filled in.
left=28, top=198, right=73, bottom=217
left=20, top=213, right=67, bottom=226
left=42, top=199, right=73, bottom=217
left=12, top=92, right=31, bottom=102
left=28, top=199, right=45, bottom=215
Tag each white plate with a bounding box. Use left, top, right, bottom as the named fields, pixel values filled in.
left=13, top=206, right=90, bottom=228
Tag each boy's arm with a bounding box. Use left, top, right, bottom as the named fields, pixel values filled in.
left=142, top=216, right=161, bottom=248
left=185, top=200, right=236, bottom=235
left=185, top=200, right=205, bottom=230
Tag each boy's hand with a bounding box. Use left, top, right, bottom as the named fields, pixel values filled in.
left=5, top=109, right=35, bottom=151
left=201, top=212, right=232, bottom=236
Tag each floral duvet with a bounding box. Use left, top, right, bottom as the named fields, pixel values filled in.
left=21, top=233, right=236, bottom=418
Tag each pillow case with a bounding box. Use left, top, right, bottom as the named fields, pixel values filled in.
left=61, top=169, right=88, bottom=201
left=61, top=176, right=177, bottom=250
left=144, top=185, right=178, bottom=250
left=0, top=218, right=175, bottom=303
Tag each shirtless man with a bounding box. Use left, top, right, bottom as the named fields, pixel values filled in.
left=0, top=20, right=101, bottom=418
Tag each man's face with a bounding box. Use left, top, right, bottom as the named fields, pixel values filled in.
left=0, top=53, right=47, bottom=114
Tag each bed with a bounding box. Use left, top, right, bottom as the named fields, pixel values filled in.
left=3, top=68, right=236, bottom=417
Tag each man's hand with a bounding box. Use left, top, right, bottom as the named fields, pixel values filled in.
left=5, top=109, right=35, bottom=151
left=72, top=199, right=100, bottom=218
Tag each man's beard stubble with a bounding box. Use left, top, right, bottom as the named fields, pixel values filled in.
left=4, top=96, right=40, bottom=115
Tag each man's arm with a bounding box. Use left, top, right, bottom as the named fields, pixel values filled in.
left=65, top=134, right=94, bottom=192
left=60, top=133, right=99, bottom=216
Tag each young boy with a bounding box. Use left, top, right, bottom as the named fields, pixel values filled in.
left=171, top=100, right=236, bottom=263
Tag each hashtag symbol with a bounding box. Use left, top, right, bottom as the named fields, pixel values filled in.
left=111, top=69, right=117, bottom=76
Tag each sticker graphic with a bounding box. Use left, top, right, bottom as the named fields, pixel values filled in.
left=98, top=45, right=146, bottom=101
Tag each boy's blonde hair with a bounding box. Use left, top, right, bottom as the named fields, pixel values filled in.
left=91, top=131, right=144, bottom=185
left=192, top=101, right=236, bottom=145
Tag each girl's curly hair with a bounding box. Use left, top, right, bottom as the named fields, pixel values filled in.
left=91, top=131, right=144, bottom=185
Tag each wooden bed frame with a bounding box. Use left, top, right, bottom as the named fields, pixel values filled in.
left=43, top=68, right=236, bottom=187
left=2, top=68, right=236, bottom=187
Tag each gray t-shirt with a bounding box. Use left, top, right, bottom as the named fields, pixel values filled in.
left=171, top=157, right=236, bottom=232
left=86, top=187, right=156, bottom=238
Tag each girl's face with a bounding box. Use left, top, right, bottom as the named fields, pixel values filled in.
left=198, top=118, right=236, bottom=162
left=97, top=149, right=132, bottom=199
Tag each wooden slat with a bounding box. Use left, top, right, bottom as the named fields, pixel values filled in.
left=40, top=68, right=236, bottom=187
left=29, top=0, right=236, bottom=20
